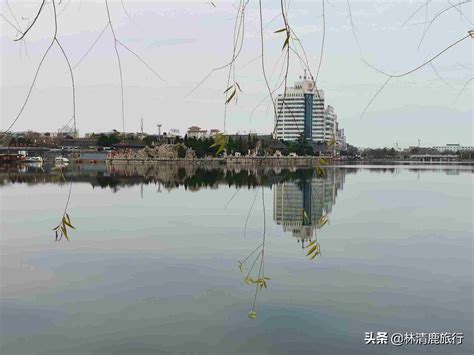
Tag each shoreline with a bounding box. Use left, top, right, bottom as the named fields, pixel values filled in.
left=105, top=156, right=474, bottom=166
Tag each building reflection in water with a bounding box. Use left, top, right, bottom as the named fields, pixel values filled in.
left=273, top=167, right=346, bottom=248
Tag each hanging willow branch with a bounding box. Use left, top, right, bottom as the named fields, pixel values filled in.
left=361, top=31, right=473, bottom=118
left=4, top=0, right=77, bottom=135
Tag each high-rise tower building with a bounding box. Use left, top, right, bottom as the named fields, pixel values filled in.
left=274, top=73, right=345, bottom=148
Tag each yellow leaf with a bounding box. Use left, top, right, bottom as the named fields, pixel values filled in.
left=61, top=225, right=69, bottom=241
left=310, top=252, right=319, bottom=260
left=244, top=276, right=254, bottom=285
left=225, top=89, right=236, bottom=104
left=282, top=36, right=289, bottom=51
left=64, top=220, right=76, bottom=229
left=306, top=245, right=318, bottom=256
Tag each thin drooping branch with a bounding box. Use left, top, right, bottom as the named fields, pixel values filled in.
left=186, top=0, right=253, bottom=103
left=290, top=28, right=313, bottom=76
left=0, top=12, right=22, bottom=33
left=361, top=32, right=472, bottom=118
left=457, top=61, right=472, bottom=70
left=120, top=0, right=135, bottom=25
left=73, top=23, right=110, bottom=69
left=223, top=0, right=249, bottom=131
left=14, top=0, right=46, bottom=41
left=417, top=1, right=471, bottom=50
left=244, top=188, right=260, bottom=239
left=429, top=62, right=451, bottom=87
left=224, top=187, right=241, bottom=208
left=55, top=38, right=76, bottom=134
left=105, top=0, right=125, bottom=134
left=4, top=0, right=59, bottom=134
left=116, top=40, right=167, bottom=83
left=454, top=77, right=473, bottom=102
left=258, top=0, right=277, bottom=121
left=448, top=0, right=474, bottom=24
left=5, top=0, right=22, bottom=30
left=403, top=0, right=433, bottom=27
left=314, top=0, right=325, bottom=86
left=57, top=0, right=72, bottom=17
left=370, top=33, right=471, bottom=79
left=240, top=243, right=263, bottom=265
left=271, top=0, right=291, bottom=138
left=346, top=0, right=361, bottom=52
left=360, top=77, right=391, bottom=119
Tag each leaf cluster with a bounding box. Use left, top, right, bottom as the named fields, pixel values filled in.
left=224, top=82, right=242, bottom=104
left=244, top=276, right=271, bottom=289
left=210, top=133, right=229, bottom=155
left=52, top=213, right=75, bottom=241
left=305, top=239, right=321, bottom=260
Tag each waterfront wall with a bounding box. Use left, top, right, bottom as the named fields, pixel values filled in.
left=107, top=156, right=332, bottom=167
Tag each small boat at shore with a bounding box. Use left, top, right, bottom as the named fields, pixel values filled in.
left=25, top=156, right=43, bottom=163
left=54, top=156, right=69, bottom=166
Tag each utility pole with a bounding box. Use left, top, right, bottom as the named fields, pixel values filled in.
left=157, top=124, right=162, bottom=139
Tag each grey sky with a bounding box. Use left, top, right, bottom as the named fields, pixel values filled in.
left=1, top=0, right=472, bottom=147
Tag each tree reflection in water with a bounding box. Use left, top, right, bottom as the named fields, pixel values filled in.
left=1, top=162, right=353, bottom=314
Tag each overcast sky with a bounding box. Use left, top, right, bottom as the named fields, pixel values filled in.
left=1, top=0, right=472, bottom=147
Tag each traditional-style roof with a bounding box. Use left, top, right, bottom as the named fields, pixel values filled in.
left=187, top=126, right=201, bottom=131
left=268, top=139, right=288, bottom=151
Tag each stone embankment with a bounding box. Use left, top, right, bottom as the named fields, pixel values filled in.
left=107, top=143, right=334, bottom=167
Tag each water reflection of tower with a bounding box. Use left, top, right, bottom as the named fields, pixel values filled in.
left=273, top=168, right=346, bottom=247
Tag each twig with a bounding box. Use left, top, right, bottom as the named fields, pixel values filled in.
left=105, top=0, right=125, bottom=134
left=403, top=0, right=433, bottom=27
left=360, top=76, right=392, bottom=119
left=314, top=0, right=325, bottom=85
left=430, top=62, right=451, bottom=87
left=0, top=12, right=22, bottom=33
left=116, top=40, right=167, bottom=83
left=55, top=38, right=76, bottom=134
left=73, top=23, right=110, bottom=69
left=454, top=77, right=473, bottom=102
left=417, top=1, right=471, bottom=50
left=15, top=0, right=45, bottom=41
left=4, top=0, right=59, bottom=134
left=244, top=187, right=260, bottom=239
left=346, top=0, right=361, bottom=52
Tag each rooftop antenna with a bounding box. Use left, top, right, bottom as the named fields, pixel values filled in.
left=141, top=117, right=144, bottom=136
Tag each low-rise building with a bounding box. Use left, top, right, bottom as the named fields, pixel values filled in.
left=187, top=126, right=208, bottom=139
left=433, top=144, right=474, bottom=152
left=58, top=137, right=99, bottom=150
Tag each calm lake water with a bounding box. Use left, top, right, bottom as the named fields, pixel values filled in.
left=1, top=164, right=473, bottom=355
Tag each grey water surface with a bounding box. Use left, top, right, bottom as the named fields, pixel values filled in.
left=1, top=164, right=472, bottom=355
